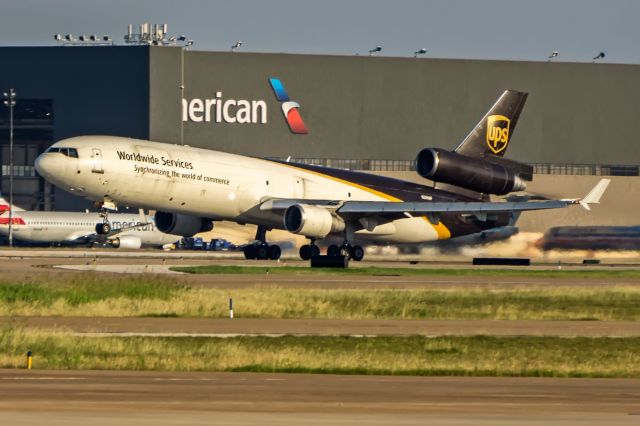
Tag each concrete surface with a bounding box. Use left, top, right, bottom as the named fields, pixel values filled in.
left=0, top=370, right=638, bottom=425
left=5, top=317, right=640, bottom=338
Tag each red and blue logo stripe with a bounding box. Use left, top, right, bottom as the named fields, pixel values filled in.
left=269, top=78, right=308, bottom=134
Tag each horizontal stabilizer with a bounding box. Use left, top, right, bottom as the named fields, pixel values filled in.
left=578, top=179, right=611, bottom=211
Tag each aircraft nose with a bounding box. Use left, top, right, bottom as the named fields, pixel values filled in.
left=35, top=152, right=66, bottom=182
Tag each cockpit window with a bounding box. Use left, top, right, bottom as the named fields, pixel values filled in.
left=46, top=147, right=79, bottom=158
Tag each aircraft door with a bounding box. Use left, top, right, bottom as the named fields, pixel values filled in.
left=91, top=148, right=104, bottom=174
left=293, top=176, right=305, bottom=198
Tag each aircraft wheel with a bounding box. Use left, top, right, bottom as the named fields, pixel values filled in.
left=244, top=244, right=257, bottom=260
left=96, top=222, right=111, bottom=235
left=268, top=244, right=282, bottom=260
left=350, top=245, right=364, bottom=261
left=256, top=244, right=269, bottom=260
left=327, top=244, right=341, bottom=257
left=310, top=245, right=320, bottom=257
left=299, top=245, right=312, bottom=260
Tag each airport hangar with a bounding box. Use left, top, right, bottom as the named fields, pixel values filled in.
left=0, top=45, right=637, bottom=231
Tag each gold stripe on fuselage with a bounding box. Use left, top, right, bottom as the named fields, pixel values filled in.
left=273, top=161, right=452, bottom=240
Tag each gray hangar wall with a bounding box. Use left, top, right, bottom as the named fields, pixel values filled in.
left=149, top=47, right=640, bottom=165
left=0, top=46, right=150, bottom=210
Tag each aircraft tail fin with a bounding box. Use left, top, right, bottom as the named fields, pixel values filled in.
left=454, top=90, right=528, bottom=158
left=0, top=194, right=25, bottom=214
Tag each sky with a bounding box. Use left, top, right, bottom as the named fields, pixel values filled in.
left=1, top=0, right=639, bottom=63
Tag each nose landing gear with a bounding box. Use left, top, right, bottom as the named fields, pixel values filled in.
left=243, top=225, right=282, bottom=260
left=95, top=198, right=117, bottom=235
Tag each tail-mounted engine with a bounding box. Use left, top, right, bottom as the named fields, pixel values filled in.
left=416, top=148, right=531, bottom=195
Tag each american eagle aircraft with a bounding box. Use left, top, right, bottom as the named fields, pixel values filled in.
left=0, top=195, right=180, bottom=248
left=34, top=90, right=609, bottom=261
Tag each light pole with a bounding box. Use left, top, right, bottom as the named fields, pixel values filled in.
left=3, top=89, right=16, bottom=248
left=177, top=37, right=193, bottom=146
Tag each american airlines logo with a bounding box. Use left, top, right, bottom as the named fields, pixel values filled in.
left=181, top=78, right=308, bottom=134
left=182, top=93, right=267, bottom=124
left=268, top=78, right=308, bottom=134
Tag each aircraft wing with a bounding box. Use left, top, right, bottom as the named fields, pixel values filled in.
left=337, top=200, right=568, bottom=214
left=259, top=199, right=341, bottom=211
left=260, top=179, right=610, bottom=217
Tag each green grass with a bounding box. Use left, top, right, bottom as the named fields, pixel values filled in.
left=172, top=264, right=640, bottom=279
left=1, top=275, right=640, bottom=320
left=2, top=328, right=639, bottom=378
left=0, top=275, right=179, bottom=307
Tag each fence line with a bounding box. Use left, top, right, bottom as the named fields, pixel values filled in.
left=269, top=158, right=639, bottom=176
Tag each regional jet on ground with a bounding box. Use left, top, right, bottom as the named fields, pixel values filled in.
left=0, top=196, right=180, bottom=248
left=35, top=90, right=609, bottom=260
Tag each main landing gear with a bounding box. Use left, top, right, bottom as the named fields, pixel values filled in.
left=299, top=239, right=321, bottom=260
left=299, top=240, right=365, bottom=261
left=243, top=225, right=282, bottom=260
left=326, top=242, right=365, bottom=261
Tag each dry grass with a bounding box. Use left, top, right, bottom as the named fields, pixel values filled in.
left=2, top=328, right=639, bottom=377
left=1, top=281, right=640, bottom=320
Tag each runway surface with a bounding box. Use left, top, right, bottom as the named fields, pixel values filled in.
left=5, top=316, right=640, bottom=337
left=1, top=250, right=639, bottom=424
left=1, top=256, right=638, bottom=290
left=1, top=369, right=638, bottom=425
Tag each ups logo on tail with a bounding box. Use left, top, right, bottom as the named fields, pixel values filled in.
left=486, top=114, right=510, bottom=154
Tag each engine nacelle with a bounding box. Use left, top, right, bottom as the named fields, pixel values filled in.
left=284, top=204, right=345, bottom=239
left=110, top=236, right=142, bottom=249
left=154, top=211, right=213, bottom=237
left=416, top=148, right=527, bottom=195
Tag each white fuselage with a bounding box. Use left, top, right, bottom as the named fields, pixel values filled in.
left=0, top=210, right=179, bottom=247
left=35, top=136, right=451, bottom=243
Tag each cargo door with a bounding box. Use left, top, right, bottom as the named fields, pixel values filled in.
left=293, top=176, right=305, bottom=198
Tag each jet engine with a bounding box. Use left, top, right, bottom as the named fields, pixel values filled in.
left=284, top=204, right=345, bottom=239
left=110, top=236, right=142, bottom=249
left=154, top=211, right=213, bottom=237
left=416, top=148, right=527, bottom=195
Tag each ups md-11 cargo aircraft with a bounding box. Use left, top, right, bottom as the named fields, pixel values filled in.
left=35, top=90, right=609, bottom=261
left=0, top=195, right=180, bottom=248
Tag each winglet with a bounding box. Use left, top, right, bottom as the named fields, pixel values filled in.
left=578, top=178, right=610, bottom=211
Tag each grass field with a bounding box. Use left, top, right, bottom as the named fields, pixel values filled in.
left=0, top=275, right=640, bottom=320
left=172, top=264, right=640, bottom=279
left=2, top=328, right=639, bottom=378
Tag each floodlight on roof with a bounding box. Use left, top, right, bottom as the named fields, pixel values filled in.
left=231, top=41, right=243, bottom=51
left=368, top=45, right=382, bottom=56
left=414, top=48, right=427, bottom=58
